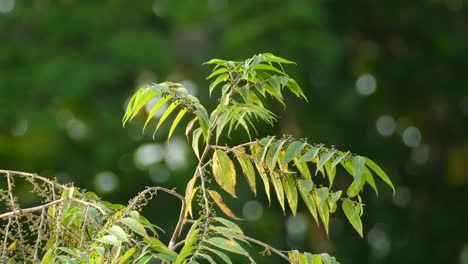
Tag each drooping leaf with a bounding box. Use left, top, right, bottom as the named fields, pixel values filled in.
left=174, top=219, right=200, bottom=264
left=184, top=176, right=198, bottom=221
left=207, top=67, right=229, bottom=79
left=209, top=190, right=241, bottom=220
left=251, top=144, right=271, bottom=203
left=313, top=187, right=330, bottom=235
left=293, top=157, right=311, bottom=179
left=209, top=73, right=230, bottom=95
left=297, top=179, right=319, bottom=225
left=353, top=156, right=365, bottom=186
left=167, top=108, right=188, bottom=141
left=143, top=96, right=172, bottom=130
left=364, top=157, right=395, bottom=193
left=266, top=140, right=287, bottom=172
left=270, top=172, right=286, bottom=213
left=212, top=150, right=237, bottom=197
left=282, top=176, right=298, bottom=216
left=236, top=153, right=257, bottom=195
left=199, top=253, right=217, bottom=264
left=155, top=101, right=179, bottom=135
left=191, top=128, right=203, bottom=160
left=194, top=103, right=209, bottom=141
left=342, top=199, right=363, bottom=237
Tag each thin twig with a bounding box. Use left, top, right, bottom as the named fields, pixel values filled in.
left=33, top=208, right=46, bottom=262
left=0, top=198, right=64, bottom=219
left=172, top=239, right=186, bottom=250
left=239, top=234, right=291, bottom=262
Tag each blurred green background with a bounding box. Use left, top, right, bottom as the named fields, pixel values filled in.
left=1, top=0, right=467, bottom=263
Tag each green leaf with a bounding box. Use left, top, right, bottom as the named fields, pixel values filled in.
left=143, top=95, right=171, bottom=130
left=253, top=63, right=286, bottom=75
left=204, top=58, right=226, bottom=65
left=199, top=253, right=217, bottom=264
left=282, top=176, right=298, bottom=216
left=286, top=78, right=307, bottom=101
left=313, top=187, right=330, bottom=235
left=108, top=225, right=129, bottom=243
left=210, top=73, right=229, bottom=95
left=120, top=217, right=148, bottom=237
left=332, top=151, right=350, bottom=168
left=194, top=103, right=209, bottom=141
left=175, top=220, right=200, bottom=264
left=342, top=199, right=363, bottom=237
left=297, top=179, right=319, bottom=225
left=293, top=157, right=311, bottom=179
left=97, top=235, right=120, bottom=246
left=41, top=248, right=54, bottom=264
left=316, top=150, right=336, bottom=175
left=214, top=217, right=244, bottom=235
left=353, top=156, right=365, bottom=186
left=135, top=256, right=152, bottom=264
left=363, top=166, right=378, bottom=195
left=263, top=53, right=295, bottom=64
left=364, top=157, right=395, bottom=194
left=212, top=150, right=237, bottom=197
left=236, top=153, right=256, bottom=195
left=191, top=128, right=203, bottom=160
left=144, top=237, right=178, bottom=258
left=266, top=139, right=287, bottom=172
left=155, top=101, right=179, bottom=135
left=207, top=67, right=228, bottom=79
left=209, top=190, right=241, bottom=220
left=123, top=88, right=157, bottom=125
left=118, top=247, right=136, bottom=264
left=202, top=246, right=233, bottom=264
left=205, top=237, right=250, bottom=258
left=251, top=144, right=271, bottom=203
left=283, top=141, right=307, bottom=166
left=256, top=136, right=276, bottom=165
left=167, top=108, right=188, bottom=141
left=270, top=172, right=286, bottom=213
left=300, top=145, right=322, bottom=162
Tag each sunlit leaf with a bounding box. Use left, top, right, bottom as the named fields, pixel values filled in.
left=143, top=95, right=172, bottom=130
left=191, top=128, right=203, bottom=160
left=214, top=217, right=243, bottom=235
left=120, top=217, right=148, bottom=237
left=342, top=199, right=363, bottom=237
left=168, top=108, right=188, bottom=141
left=205, top=237, right=250, bottom=258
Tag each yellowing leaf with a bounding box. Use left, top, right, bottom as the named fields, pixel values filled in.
left=208, top=190, right=241, bottom=220
left=282, top=176, right=298, bottom=216
left=168, top=108, right=188, bottom=141
left=212, top=150, right=237, bottom=197
left=270, top=172, right=285, bottom=213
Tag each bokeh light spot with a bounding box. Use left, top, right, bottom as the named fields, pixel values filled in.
left=376, top=115, right=396, bottom=137
left=356, top=73, right=377, bottom=96
left=460, top=245, right=468, bottom=264
left=411, top=144, right=430, bottom=165
left=11, top=118, right=28, bottom=137
left=286, top=213, right=308, bottom=241
left=165, top=137, right=189, bottom=171
left=242, top=200, right=264, bottom=221
left=66, top=118, right=88, bottom=140
left=134, top=143, right=164, bottom=169
left=149, top=164, right=171, bottom=183
left=0, top=0, right=15, bottom=13
left=94, top=171, right=119, bottom=193
left=402, top=126, right=421, bottom=148
left=392, top=186, right=411, bottom=207
left=367, top=224, right=390, bottom=259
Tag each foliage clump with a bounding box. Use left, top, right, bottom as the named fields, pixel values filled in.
left=1, top=53, right=393, bottom=263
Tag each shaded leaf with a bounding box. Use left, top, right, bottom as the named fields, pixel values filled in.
left=205, top=237, right=250, bottom=258
left=364, top=157, right=395, bottom=193
left=282, top=176, right=298, bottom=216
left=283, top=141, right=307, bottom=167
left=236, top=153, right=257, bottom=195
left=202, top=246, right=233, bottom=264
left=297, top=179, right=319, bottom=225
left=300, top=146, right=322, bottom=162
left=270, top=172, right=286, bottom=213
